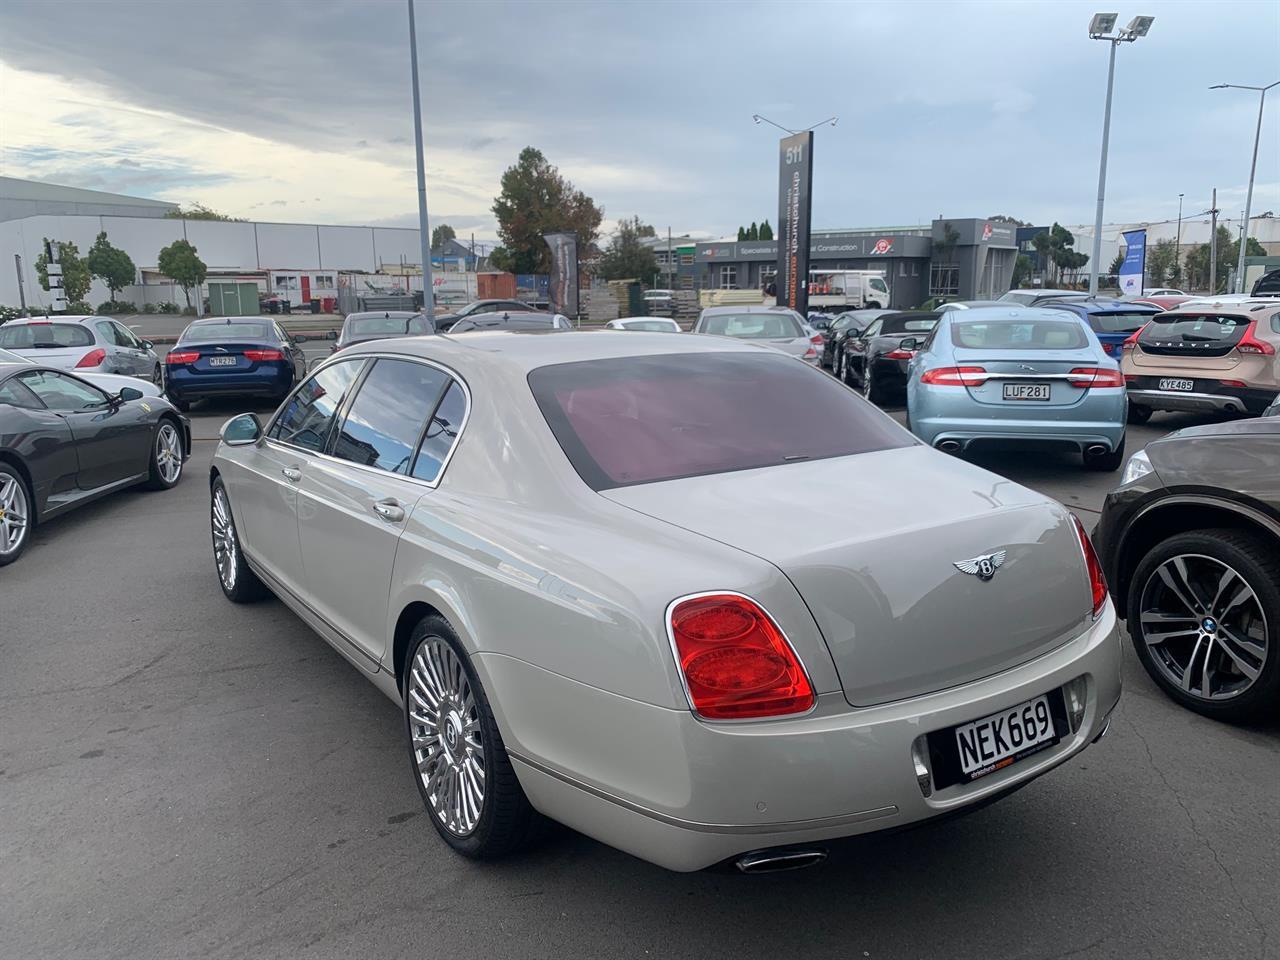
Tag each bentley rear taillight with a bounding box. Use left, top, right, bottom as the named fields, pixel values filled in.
left=668, top=594, right=814, bottom=720
left=1071, top=515, right=1108, bottom=618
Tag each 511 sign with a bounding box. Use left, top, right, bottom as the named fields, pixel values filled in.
left=776, top=131, right=814, bottom=314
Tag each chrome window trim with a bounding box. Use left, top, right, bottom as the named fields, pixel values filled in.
left=663, top=589, right=818, bottom=725
left=264, top=350, right=472, bottom=491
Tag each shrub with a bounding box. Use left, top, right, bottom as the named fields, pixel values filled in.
left=142, top=303, right=157, bottom=314
left=181, top=305, right=197, bottom=316
left=155, top=300, right=180, bottom=314
left=67, top=300, right=93, bottom=314
left=97, top=300, right=115, bottom=315
left=0, top=304, right=22, bottom=323
left=114, top=301, right=138, bottom=314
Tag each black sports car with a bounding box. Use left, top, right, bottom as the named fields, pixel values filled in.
left=1092, top=415, right=1280, bottom=723
left=0, top=359, right=190, bottom=566
left=821, top=309, right=893, bottom=368
left=836, top=311, right=940, bottom=403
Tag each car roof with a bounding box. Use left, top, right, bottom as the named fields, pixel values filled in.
left=943, top=306, right=1090, bottom=322
left=1041, top=298, right=1160, bottom=314
left=700, top=305, right=798, bottom=315
left=1003, top=289, right=1077, bottom=296
left=4, top=315, right=96, bottom=325
left=1166, top=298, right=1280, bottom=315
left=187, top=315, right=272, bottom=325
left=345, top=311, right=422, bottom=320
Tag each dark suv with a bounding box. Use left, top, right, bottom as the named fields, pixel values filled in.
left=1093, top=414, right=1280, bottom=722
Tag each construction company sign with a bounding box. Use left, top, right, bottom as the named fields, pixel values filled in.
left=776, top=131, right=814, bottom=314
left=870, top=238, right=894, bottom=255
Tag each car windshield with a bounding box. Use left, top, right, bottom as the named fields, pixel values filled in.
left=952, top=319, right=1090, bottom=350
left=182, top=322, right=270, bottom=342
left=529, top=352, right=912, bottom=490
left=1087, top=311, right=1155, bottom=334
left=0, top=323, right=94, bottom=349
left=620, top=320, right=677, bottom=332
left=699, top=312, right=802, bottom=339
left=880, top=316, right=938, bottom=335
left=347, top=315, right=430, bottom=337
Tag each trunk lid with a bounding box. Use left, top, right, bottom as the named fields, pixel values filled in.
left=8, top=345, right=97, bottom=370
left=1130, top=313, right=1254, bottom=373
left=177, top=341, right=281, bottom=375
left=952, top=348, right=1099, bottom=408
left=603, top=446, right=1092, bottom=706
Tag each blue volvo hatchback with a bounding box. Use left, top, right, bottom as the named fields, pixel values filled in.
left=1037, top=298, right=1160, bottom=359
left=165, top=317, right=307, bottom=412
left=905, top=307, right=1128, bottom=471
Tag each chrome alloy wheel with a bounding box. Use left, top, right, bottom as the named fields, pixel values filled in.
left=407, top=639, right=485, bottom=836
left=211, top=486, right=238, bottom=591
left=1138, top=554, right=1269, bottom=701
left=0, top=473, right=29, bottom=557
left=155, top=423, right=183, bottom=484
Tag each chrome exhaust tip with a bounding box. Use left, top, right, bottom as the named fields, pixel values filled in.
left=735, top=848, right=828, bottom=874
left=1085, top=444, right=1108, bottom=458
left=936, top=439, right=962, bottom=454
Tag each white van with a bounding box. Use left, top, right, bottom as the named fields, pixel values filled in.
left=804, top=270, right=890, bottom=310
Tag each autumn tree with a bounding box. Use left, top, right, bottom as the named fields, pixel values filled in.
left=490, top=147, right=602, bottom=274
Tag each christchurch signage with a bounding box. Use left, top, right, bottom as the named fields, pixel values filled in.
left=776, top=131, right=814, bottom=314
left=1119, top=229, right=1146, bottom=297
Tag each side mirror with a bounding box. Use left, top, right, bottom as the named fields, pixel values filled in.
left=292, top=333, right=307, bottom=344
left=117, top=386, right=144, bottom=403
left=221, top=412, right=263, bottom=446
left=899, top=337, right=920, bottom=351
left=141, top=339, right=154, bottom=350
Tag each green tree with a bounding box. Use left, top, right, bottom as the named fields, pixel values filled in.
left=1185, top=227, right=1267, bottom=292
left=1146, top=239, right=1177, bottom=286
left=165, top=203, right=244, bottom=222
left=986, top=214, right=1033, bottom=227
left=598, top=216, right=660, bottom=282
left=748, top=222, right=759, bottom=241
left=935, top=221, right=961, bottom=264
left=86, top=231, right=137, bottom=302
left=737, top=226, right=746, bottom=241
left=1011, top=254, right=1034, bottom=289
left=35, top=240, right=92, bottom=303
left=634, top=221, right=657, bottom=238
left=759, top=220, right=773, bottom=241
left=490, top=147, right=603, bottom=274
left=157, top=239, right=208, bottom=308
left=1108, top=252, right=1125, bottom=276
left=430, top=224, right=456, bottom=249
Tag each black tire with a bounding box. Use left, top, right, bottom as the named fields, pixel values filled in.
left=210, top=478, right=268, bottom=602
left=863, top=364, right=885, bottom=405
left=167, top=391, right=191, bottom=413
left=0, top=463, right=33, bottom=567
left=1127, top=404, right=1152, bottom=424
left=1126, top=529, right=1280, bottom=723
left=404, top=616, right=545, bottom=860
left=1083, top=434, right=1125, bottom=472
left=866, top=302, right=882, bottom=310
left=144, top=417, right=185, bottom=490
left=152, top=364, right=164, bottom=388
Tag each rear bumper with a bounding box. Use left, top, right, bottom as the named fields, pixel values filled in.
left=482, top=610, right=1122, bottom=872
left=913, top=416, right=1126, bottom=452
left=166, top=369, right=293, bottom=400
left=1127, top=382, right=1276, bottom=415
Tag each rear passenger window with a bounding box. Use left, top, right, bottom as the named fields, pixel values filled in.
left=269, top=359, right=363, bottom=452
left=411, top=381, right=467, bottom=482
left=331, top=359, right=449, bottom=473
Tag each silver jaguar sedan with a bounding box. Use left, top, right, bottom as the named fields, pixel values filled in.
left=208, top=331, right=1121, bottom=873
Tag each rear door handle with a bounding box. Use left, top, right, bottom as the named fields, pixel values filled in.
left=372, top=499, right=405, bottom=523
left=281, top=467, right=302, bottom=481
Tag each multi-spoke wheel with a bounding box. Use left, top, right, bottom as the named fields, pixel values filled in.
left=145, top=420, right=184, bottom=490
left=1128, top=530, right=1280, bottom=722
left=210, top=478, right=268, bottom=602
left=0, top=465, right=32, bottom=566
left=403, top=616, right=544, bottom=858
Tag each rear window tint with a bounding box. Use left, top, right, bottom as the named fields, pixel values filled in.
left=880, top=316, right=938, bottom=335
left=952, top=319, right=1089, bottom=350
left=529, top=352, right=912, bottom=490
left=1137, top=314, right=1248, bottom=347
left=699, top=313, right=803, bottom=339
left=1087, top=311, right=1156, bottom=334
left=347, top=315, right=431, bottom=338
left=0, top=323, right=94, bottom=349
left=182, top=322, right=270, bottom=342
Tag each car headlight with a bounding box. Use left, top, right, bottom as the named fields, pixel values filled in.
left=1121, top=449, right=1153, bottom=485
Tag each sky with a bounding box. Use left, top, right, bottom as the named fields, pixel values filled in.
left=1, top=0, right=1277, bottom=246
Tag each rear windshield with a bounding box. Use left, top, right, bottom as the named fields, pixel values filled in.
left=347, top=315, right=430, bottom=337
left=1087, top=311, right=1156, bottom=334
left=529, top=352, right=912, bottom=490
left=0, top=323, right=94, bottom=349
left=952, top=319, right=1090, bottom=350
left=880, top=316, right=938, bottom=335
left=998, top=292, right=1037, bottom=306
left=1136, top=314, right=1248, bottom=356
left=619, top=320, right=678, bottom=332
left=182, top=322, right=270, bottom=342
left=699, top=312, right=803, bottom=339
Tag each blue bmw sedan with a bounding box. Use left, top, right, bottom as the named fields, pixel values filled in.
left=165, top=317, right=307, bottom=411
left=1036, top=297, right=1160, bottom=359
left=905, top=307, right=1127, bottom=470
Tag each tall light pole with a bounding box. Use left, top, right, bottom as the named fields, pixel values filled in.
left=407, top=0, right=435, bottom=323
left=1211, top=80, right=1279, bottom=293
left=1174, top=193, right=1183, bottom=286
left=1086, top=13, right=1155, bottom=296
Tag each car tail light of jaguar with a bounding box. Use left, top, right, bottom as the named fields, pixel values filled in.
left=920, top=366, right=989, bottom=387
left=75, top=348, right=106, bottom=368
left=668, top=593, right=814, bottom=720
left=1236, top=322, right=1275, bottom=356
left=1066, top=367, right=1125, bottom=388
left=165, top=351, right=200, bottom=365
left=243, top=348, right=285, bottom=362
left=1071, top=515, right=1108, bottom=618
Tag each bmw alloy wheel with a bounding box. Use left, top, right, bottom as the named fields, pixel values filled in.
left=155, top=423, right=183, bottom=484
left=407, top=638, right=486, bottom=836
left=211, top=486, right=238, bottom=591
left=0, top=472, right=29, bottom=558
left=1137, top=554, right=1268, bottom=701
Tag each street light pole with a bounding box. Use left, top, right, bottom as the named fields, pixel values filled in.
left=407, top=0, right=435, bottom=324
left=1211, top=80, right=1279, bottom=293
left=1086, top=14, right=1155, bottom=296
left=1174, top=193, right=1183, bottom=286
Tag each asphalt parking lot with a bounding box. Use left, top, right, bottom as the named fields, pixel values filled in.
left=3, top=396, right=1278, bottom=960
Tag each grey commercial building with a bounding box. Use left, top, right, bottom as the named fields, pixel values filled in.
left=0, top=176, right=178, bottom=223
left=693, top=218, right=1018, bottom=309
